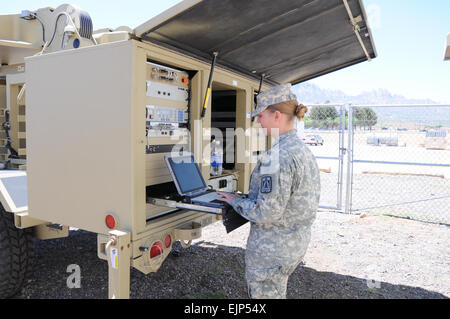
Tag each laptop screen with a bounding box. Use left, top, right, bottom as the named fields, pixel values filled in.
left=166, top=154, right=207, bottom=195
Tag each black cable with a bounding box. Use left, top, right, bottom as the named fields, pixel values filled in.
left=2, top=110, right=19, bottom=159
left=31, top=13, right=46, bottom=44
left=48, top=13, right=68, bottom=47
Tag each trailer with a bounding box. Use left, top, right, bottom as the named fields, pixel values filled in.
left=0, top=0, right=376, bottom=298
left=367, top=132, right=399, bottom=146
left=425, top=131, right=447, bottom=150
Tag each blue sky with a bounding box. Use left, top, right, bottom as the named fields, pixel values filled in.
left=307, top=0, right=450, bottom=103
left=3, top=1, right=450, bottom=103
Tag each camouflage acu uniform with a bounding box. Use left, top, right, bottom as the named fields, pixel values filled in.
left=231, top=84, right=321, bottom=299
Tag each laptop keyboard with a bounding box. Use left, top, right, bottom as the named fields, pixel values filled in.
left=192, top=192, right=220, bottom=203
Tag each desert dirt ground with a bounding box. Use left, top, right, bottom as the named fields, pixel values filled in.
left=16, top=210, right=449, bottom=299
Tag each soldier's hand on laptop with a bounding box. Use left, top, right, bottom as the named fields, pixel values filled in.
left=216, top=191, right=241, bottom=204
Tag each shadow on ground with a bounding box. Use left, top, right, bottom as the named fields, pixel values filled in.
left=14, top=230, right=448, bottom=299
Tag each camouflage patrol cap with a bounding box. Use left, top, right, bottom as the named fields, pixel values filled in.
left=253, top=83, right=297, bottom=117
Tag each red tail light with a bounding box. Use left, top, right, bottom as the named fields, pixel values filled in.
left=150, top=241, right=163, bottom=258
left=164, top=234, right=172, bottom=248
left=105, top=214, right=116, bottom=229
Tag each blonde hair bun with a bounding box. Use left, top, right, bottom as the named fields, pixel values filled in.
left=295, top=104, right=308, bottom=120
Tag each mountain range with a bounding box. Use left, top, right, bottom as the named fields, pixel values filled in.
left=293, top=83, right=438, bottom=105
left=292, top=83, right=450, bottom=126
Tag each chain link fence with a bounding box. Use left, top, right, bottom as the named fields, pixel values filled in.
left=348, top=105, right=450, bottom=225
left=303, top=104, right=450, bottom=225
left=302, top=105, right=345, bottom=210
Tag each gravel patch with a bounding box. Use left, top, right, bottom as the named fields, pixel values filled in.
left=351, top=174, right=450, bottom=225
left=319, top=172, right=450, bottom=225
left=14, top=211, right=449, bottom=299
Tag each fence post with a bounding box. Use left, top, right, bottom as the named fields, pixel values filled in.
left=337, top=104, right=346, bottom=210
left=345, top=104, right=354, bottom=214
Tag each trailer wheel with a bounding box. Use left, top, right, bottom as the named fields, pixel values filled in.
left=0, top=206, right=34, bottom=298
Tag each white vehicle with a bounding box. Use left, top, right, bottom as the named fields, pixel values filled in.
left=303, top=134, right=324, bottom=146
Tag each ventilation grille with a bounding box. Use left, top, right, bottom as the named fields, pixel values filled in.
left=78, top=11, right=93, bottom=39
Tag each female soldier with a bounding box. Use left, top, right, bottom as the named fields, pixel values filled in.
left=217, top=83, right=320, bottom=299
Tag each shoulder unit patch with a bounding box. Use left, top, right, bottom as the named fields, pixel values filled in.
left=260, top=175, right=272, bottom=193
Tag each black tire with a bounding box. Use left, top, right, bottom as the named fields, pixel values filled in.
left=0, top=206, right=34, bottom=298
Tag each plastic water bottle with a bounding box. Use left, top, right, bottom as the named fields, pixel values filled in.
left=211, top=139, right=223, bottom=176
